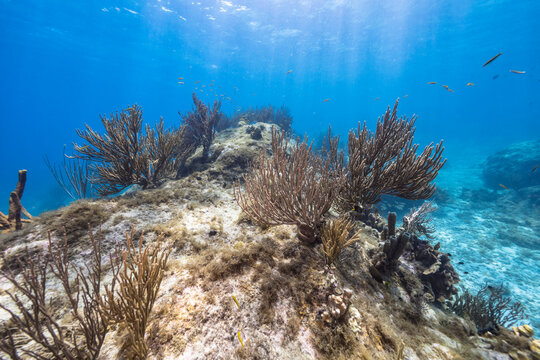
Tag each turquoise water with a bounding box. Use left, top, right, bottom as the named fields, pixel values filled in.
left=1, top=0, right=539, bottom=329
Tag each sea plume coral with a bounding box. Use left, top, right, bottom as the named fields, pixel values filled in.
left=74, top=105, right=179, bottom=196
left=0, top=227, right=111, bottom=359
left=321, top=217, right=361, bottom=265
left=103, top=228, right=171, bottom=359
left=338, top=99, right=446, bottom=211
left=180, top=93, right=222, bottom=162
left=450, top=282, right=527, bottom=333
left=234, top=128, right=341, bottom=244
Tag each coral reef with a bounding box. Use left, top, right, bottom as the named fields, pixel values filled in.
left=219, top=104, right=293, bottom=134
left=482, top=139, right=540, bottom=190
left=1, top=106, right=537, bottom=360
left=0, top=170, right=32, bottom=233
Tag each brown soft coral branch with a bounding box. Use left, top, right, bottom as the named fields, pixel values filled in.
left=103, top=228, right=171, bottom=359
left=339, top=99, right=446, bottom=210
left=234, top=128, right=342, bottom=244
left=180, top=93, right=222, bottom=162
left=75, top=105, right=179, bottom=196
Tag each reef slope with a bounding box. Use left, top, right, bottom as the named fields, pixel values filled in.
left=0, top=123, right=535, bottom=360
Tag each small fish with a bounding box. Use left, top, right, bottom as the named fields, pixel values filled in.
left=374, top=97, right=380, bottom=101
left=532, top=164, right=539, bottom=173
left=178, top=81, right=184, bottom=84
left=232, top=295, right=240, bottom=309
left=510, top=70, right=526, bottom=74
left=403, top=95, right=408, bottom=98
left=323, top=98, right=330, bottom=102
left=226, top=97, right=231, bottom=100
left=467, top=82, right=474, bottom=86
left=209, top=83, right=214, bottom=86
left=442, top=85, right=454, bottom=92
left=202, top=85, right=206, bottom=87
left=286, top=69, right=293, bottom=74
left=427, top=82, right=437, bottom=85
left=499, top=183, right=507, bottom=189
left=253, top=93, right=257, bottom=96
left=178, top=77, right=184, bottom=80
left=233, top=86, right=238, bottom=90
left=492, top=74, right=500, bottom=80
left=482, top=52, right=502, bottom=67
left=238, top=331, right=244, bottom=348
left=458, top=261, right=464, bottom=265
left=194, top=80, right=201, bottom=84
left=464, top=271, right=469, bottom=274
left=382, top=280, right=391, bottom=288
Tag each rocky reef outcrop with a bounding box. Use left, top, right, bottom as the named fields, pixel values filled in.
left=482, top=140, right=540, bottom=190
left=0, top=124, right=537, bottom=360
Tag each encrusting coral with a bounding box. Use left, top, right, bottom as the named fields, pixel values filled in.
left=0, top=170, right=32, bottom=233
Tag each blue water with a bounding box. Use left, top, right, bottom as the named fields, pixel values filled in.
left=1, top=0, right=539, bottom=328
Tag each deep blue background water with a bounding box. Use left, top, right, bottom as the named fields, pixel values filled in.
left=1, top=0, right=539, bottom=328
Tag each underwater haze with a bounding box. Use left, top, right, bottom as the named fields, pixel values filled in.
left=1, top=0, right=539, bottom=335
